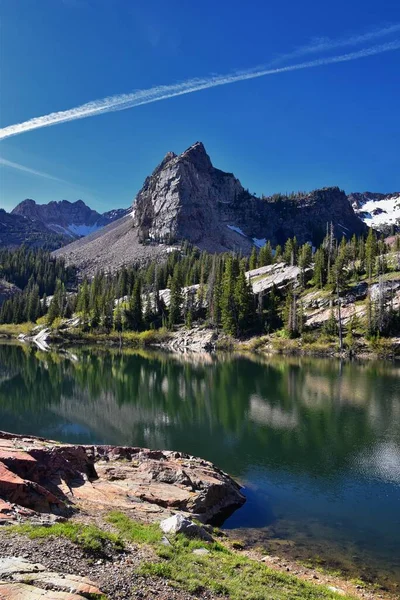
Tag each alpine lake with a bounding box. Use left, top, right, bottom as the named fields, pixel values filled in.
left=1, top=342, right=399, bottom=593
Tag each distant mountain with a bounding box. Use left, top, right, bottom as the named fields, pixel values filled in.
left=0, top=200, right=129, bottom=248
left=349, top=192, right=400, bottom=231
left=54, top=142, right=368, bottom=275
left=0, top=208, right=67, bottom=250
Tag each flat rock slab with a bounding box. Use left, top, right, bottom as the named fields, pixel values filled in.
left=0, top=431, right=245, bottom=525
left=0, top=558, right=46, bottom=576
left=0, top=558, right=103, bottom=599
left=0, top=582, right=92, bottom=599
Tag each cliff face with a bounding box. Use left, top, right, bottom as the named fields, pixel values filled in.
left=54, top=142, right=368, bottom=273
left=132, top=143, right=252, bottom=252
left=132, top=142, right=366, bottom=250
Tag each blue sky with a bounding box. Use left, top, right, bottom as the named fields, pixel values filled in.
left=0, top=0, right=399, bottom=213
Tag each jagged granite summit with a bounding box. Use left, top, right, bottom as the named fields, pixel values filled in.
left=54, top=142, right=367, bottom=274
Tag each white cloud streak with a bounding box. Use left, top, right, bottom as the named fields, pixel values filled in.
left=267, top=23, right=400, bottom=66
left=0, top=157, right=70, bottom=183
left=0, top=39, right=399, bottom=142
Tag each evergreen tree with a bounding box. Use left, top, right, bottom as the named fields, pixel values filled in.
left=249, top=246, right=258, bottom=270
left=284, top=285, right=299, bottom=337
left=220, top=256, right=236, bottom=335
left=365, top=228, right=377, bottom=280
left=168, top=270, right=183, bottom=328
left=126, top=278, right=143, bottom=331
left=298, top=243, right=312, bottom=287
left=259, top=241, right=273, bottom=266
left=234, top=265, right=254, bottom=336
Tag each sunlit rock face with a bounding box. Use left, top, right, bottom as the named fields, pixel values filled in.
left=132, top=141, right=367, bottom=252
left=54, top=142, right=367, bottom=273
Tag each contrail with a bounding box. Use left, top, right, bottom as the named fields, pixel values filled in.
left=1, top=40, right=399, bottom=141
left=0, top=157, right=70, bottom=183
left=268, top=23, right=400, bottom=66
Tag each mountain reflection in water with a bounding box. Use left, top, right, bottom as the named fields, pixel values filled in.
left=0, top=343, right=399, bottom=588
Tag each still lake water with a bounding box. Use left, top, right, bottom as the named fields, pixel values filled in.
left=1, top=343, right=400, bottom=588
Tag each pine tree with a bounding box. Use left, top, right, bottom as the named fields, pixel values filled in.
left=313, top=247, right=326, bottom=288
left=274, top=244, right=283, bottom=262
left=168, top=271, right=183, bottom=329
left=47, top=293, right=60, bottom=325
left=77, top=278, right=90, bottom=329
left=234, top=264, right=254, bottom=336
left=298, top=243, right=312, bottom=288
left=27, top=285, right=40, bottom=323
left=365, top=228, right=377, bottom=280
left=220, top=256, right=236, bottom=335
left=284, top=285, right=299, bottom=337
left=283, top=238, right=295, bottom=265
left=126, top=278, right=143, bottom=331
left=249, top=246, right=258, bottom=270
left=259, top=241, right=273, bottom=266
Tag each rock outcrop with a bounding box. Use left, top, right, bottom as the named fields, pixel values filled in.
left=0, top=432, right=245, bottom=526
left=54, top=142, right=367, bottom=274
left=0, top=281, right=21, bottom=307
left=0, top=557, right=104, bottom=599
left=132, top=143, right=366, bottom=251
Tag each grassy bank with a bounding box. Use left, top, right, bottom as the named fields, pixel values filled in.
left=7, top=514, right=356, bottom=600
left=0, top=322, right=36, bottom=338
left=2, top=319, right=399, bottom=359
left=217, top=329, right=400, bottom=359
left=58, top=327, right=171, bottom=348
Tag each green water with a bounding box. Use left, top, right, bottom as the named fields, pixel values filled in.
left=0, top=343, right=399, bottom=590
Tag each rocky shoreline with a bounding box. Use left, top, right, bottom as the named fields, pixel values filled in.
left=1, top=432, right=396, bottom=599
left=0, top=431, right=245, bottom=526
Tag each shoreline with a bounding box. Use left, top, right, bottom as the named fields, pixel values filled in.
left=2, top=322, right=400, bottom=361
left=0, top=430, right=396, bottom=599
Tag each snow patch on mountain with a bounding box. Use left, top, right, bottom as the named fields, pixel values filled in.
left=351, top=193, right=400, bottom=229
left=68, top=223, right=101, bottom=237
left=227, top=224, right=246, bottom=236
left=253, top=237, right=267, bottom=248
left=228, top=226, right=267, bottom=248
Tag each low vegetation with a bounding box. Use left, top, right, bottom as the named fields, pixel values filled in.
left=8, top=521, right=124, bottom=556
left=108, top=512, right=355, bottom=600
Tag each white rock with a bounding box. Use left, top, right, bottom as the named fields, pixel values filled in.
left=159, top=513, right=213, bottom=541
left=327, top=586, right=346, bottom=596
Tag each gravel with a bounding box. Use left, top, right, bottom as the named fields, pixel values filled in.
left=0, top=532, right=223, bottom=600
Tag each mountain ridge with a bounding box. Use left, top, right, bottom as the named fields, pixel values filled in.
left=53, top=142, right=368, bottom=274
left=1, top=199, right=129, bottom=248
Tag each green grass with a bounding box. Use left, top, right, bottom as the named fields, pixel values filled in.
left=0, top=322, right=35, bottom=336
left=108, top=512, right=355, bottom=600
left=107, top=511, right=163, bottom=544
left=8, top=521, right=124, bottom=556
left=62, top=327, right=170, bottom=348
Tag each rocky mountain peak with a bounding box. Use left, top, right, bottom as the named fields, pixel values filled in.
left=131, top=142, right=367, bottom=252
left=11, top=199, right=41, bottom=219
left=180, top=141, right=212, bottom=171
left=53, top=144, right=368, bottom=274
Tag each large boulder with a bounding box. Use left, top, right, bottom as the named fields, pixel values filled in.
left=0, top=432, right=245, bottom=526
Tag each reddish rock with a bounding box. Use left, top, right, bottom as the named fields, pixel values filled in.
left=0, top=582, right=97, bottom=599
left=0, top=431, right=245, bottom=525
